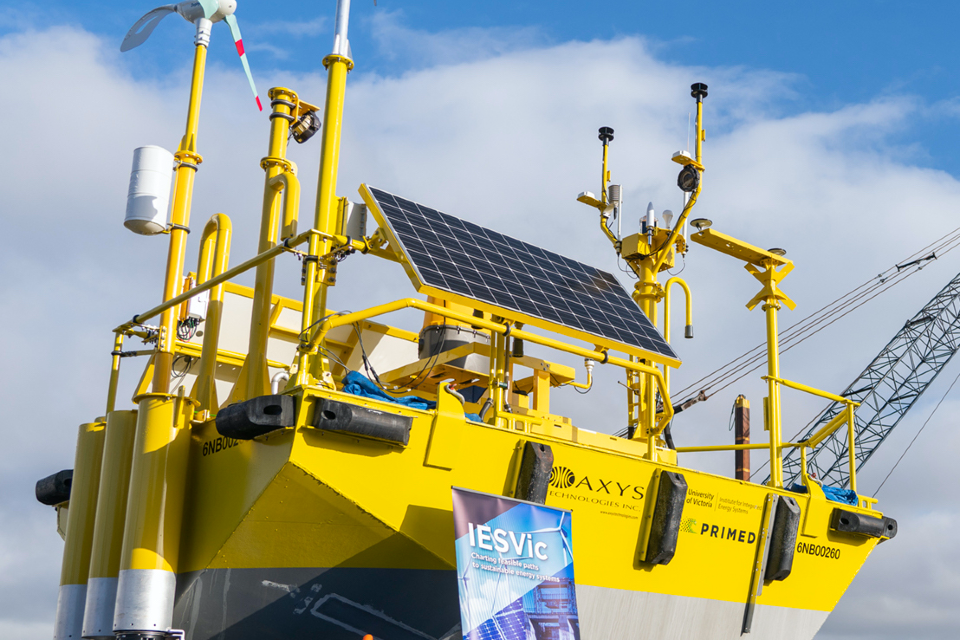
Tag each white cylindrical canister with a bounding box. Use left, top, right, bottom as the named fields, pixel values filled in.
left=124, top=146, right=174, bottom=235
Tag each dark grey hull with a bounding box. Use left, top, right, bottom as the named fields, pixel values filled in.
left=174, top=567, right=460, bottom=640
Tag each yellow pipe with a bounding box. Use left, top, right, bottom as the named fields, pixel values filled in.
left=764, top=300, right=785, bottom=487
left=601, top=142, right=609, bottom=206
left=307, top=53, right=352, bottom=381
left=191, top=213, right=232, bottom=412
left=106, top=332, right=124, bottom=413
left=489, top=331, right=506, bottom=427
left=695, top=98, right=704, bottom=163
left=242, top=88, right=298, bottom=401
left=677, top=443, right=779, bottom=453
left=663, top=277, right=693, bottom=342
left=758, top=373, right=861, bottom=486
left=271, top=171, right=301, bottom=240
left=53, top=421, right=106, bottom=640
left=120, top=229, right=314, bottom=332
left=626, top=258, right=660, bottom=447
left=599, top=213, right=619, bottom=247
left=114, top=393, right=195, bottom=634
left=81, top=410, right=137, bottom=639
left=846, top=403, right=858, bottom=492
left=652, top=182, right=700, bottom=274
left=154, top=42, right=207, bottom=393
left=303, top=298, right=674, bottom=433
left=566, top=366, right=593, bottom=390
left=652, top=98, right=705, bottom=274
left=762, top=375, right=860, bottom=406
left=662, top=276, right=692, bottom=393
left=803, top=410, right=851, bottom=449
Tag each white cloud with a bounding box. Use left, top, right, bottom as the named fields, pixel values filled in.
left=3, top=18, right=960, bottom=640
left=366, top=9, right=549, bottom=69
left=255, top=16, right=328, bottom=38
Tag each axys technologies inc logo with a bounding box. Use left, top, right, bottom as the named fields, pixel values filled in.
left=547, top=465, right=645, bottom=502
left=549, top=466, right=576, bottom=489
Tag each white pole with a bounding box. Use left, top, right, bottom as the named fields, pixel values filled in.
left=332, top=0, right=351, bottom=56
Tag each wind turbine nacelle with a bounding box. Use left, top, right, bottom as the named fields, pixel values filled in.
left=176, top=0, right=236, bottom=23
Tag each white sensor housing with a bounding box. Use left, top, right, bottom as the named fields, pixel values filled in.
left=124, top=146, right=174, bottom=235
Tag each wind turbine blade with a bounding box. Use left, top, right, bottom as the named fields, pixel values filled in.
left=120, top=6, right=176, bottom=52
left=224, top=14, right=262, bottom=111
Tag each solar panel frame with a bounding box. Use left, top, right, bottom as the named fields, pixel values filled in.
left=359, top=184, right=680, bottom=366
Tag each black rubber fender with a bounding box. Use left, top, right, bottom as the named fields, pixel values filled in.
left=216, top=394, right=296, bottom=440
left=643, top=470, right=688, bottom=565
left=314, top=398, right=413, bottom=446
left=831, top=508, right=898, bottom=539
left=36, top=469, right=73, bottom=506
left=765, top=495, right=801, bottom=581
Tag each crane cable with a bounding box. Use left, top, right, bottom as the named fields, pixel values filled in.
left=675, top=228, right=960, bottom=400
left=871, top=366, right=960, bottom=497
left=695, top=257, right=942, bottom=398
left=747, top=231, right=960, bottom=477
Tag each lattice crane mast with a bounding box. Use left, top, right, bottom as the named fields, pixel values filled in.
left=777, top=268, right=960, bottom=488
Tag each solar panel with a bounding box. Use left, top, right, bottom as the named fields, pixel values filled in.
left=360, top=185, right=679, bottom=365
left=474, top=599, right=529, bottom=640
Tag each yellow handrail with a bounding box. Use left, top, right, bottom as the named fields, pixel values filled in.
left=115, top=229, right=368, bottom=335
left=762, top=376, right=860, bottom=407
left=677, top=376, right=860, bottom=492
left=191, top=213, right=232, bottom=412
left=299, top=297, right=674, bottom=445
left=117, top=231, right=310, bottom=332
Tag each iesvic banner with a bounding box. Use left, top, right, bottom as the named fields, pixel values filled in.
left=452, top=487, right=579, bottom=640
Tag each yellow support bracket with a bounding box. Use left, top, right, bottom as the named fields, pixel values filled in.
left=690, top=228, right=789, bottom=268
left=424, top=384, right=466, bottom=470
left=761, top=375, right=861, bottom=407
left=745, top=262, right=796, bottom=311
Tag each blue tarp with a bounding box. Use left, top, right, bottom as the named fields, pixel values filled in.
left=789, top=483, right=859, bottom=506
left=341, top=371, right=483, bottom=422
left=342, top=371, right=436, bottom=410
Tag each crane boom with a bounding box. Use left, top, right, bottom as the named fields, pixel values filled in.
left=776, top=268, right=960, bottom=488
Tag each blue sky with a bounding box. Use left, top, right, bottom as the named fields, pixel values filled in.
left=9, top=0, right=960, bottom=175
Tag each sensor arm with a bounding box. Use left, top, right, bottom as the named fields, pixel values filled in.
left=598, top=213, right=619, bottom=248
left=653, top=86, right=706, bottom=272
left=652, top=183, right=701, bottom=273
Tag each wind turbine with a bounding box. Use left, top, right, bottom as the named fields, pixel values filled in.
left=96, top=5, right=264, bottom=636
left=121, top=0, right=262, bottom=111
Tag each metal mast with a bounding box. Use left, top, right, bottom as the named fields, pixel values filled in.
left=777, top=269, right=960, bottom=488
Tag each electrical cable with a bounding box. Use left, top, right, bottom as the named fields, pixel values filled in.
left=573, top=382, right=592, bottom=395
left=170, top=355, right=193, bottom=392
left=318, top=344, right=350, bottom=372
left=353, top=321, right=448, bottom=395
left=616, top=254, right=637, bottom=278
left=665, top=252, right=686, bottom=277
left=299, top=310, right=347, bottom=345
